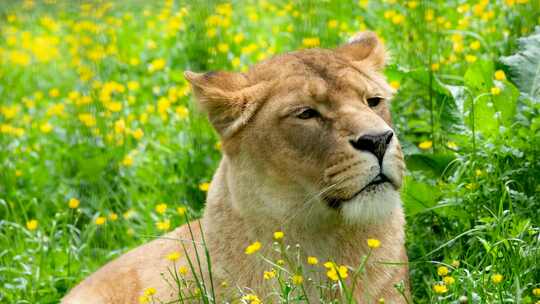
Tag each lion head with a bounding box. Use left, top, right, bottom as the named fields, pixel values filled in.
left=185, top=32, right=405, bottom=226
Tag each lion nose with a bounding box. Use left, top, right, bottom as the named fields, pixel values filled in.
left=349, top=130, right=393, bottom=164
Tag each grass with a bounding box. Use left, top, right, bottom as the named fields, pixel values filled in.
left=0, top=0, right=539, bottom=303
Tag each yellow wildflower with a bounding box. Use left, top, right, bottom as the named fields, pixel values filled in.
left=431, top=63, right=440, bottom=71
left=276, top=259, right=285, bottom=265
left=177, top=206, right=187, bottom=216
left=109, top=213, right=118, bottom=221
left=443, top=276, right=455, bottom=285
left=68, top=198, right=80, bottom=209
left=419, top=140, right=433, bottom=150
left=307, top=256, right=318, bottom=265
left=49, top=88, right=60, bottom=97
left=95, top=216, right=106, bottom=225
left=447, top=141, right=458, bottom=149
left=532, top=288, right=540, bottom=296
left=245, top=241, right=262, bottom=255
left=156, top=219, right=171, bottom=231
left=470, top=40, right=481, bottom=50
left=451, top=260, right=460, bottom=268
left=199, top=182, right=210, bottom=192
left=233, top=33, right=244, bottom=44
left=144, top=287, right=156, bottom=296
left=292, top=275, right=303, bottom=285
left=273, top=231, right=284, bottom=240
left=166, top=251, right=181, bottom=261
left=391, top=14, right=404, bottom=25
left=367, top=238, right=381, bottom=249
left=40, top=122, right=53, bottom=133
left=390, top=81, right=400, bottom=90
left=132, top=128, right=144, bottom=140
left=263, top=269, right=276, bottom=280
left=114, top=119, right=126, bottom=134
left=407, top=1, right=418, bottom=9
left=155, top=203, right=167, bottom=214
left=127, top=81, right=140, bottom=91
left=122, top=155, right=134, bottom=167
left=242, top=294, right=261, bottom=304
left=139, top=295, right=149, bottom=304
left=302, top=37, right=320, bottom=48
left=175, top=105, right=189, bottom=119
left=494, top=70, right=506, bottom=80
left=324, top=262, right=348, bottom=281
left=491, top=273, right=503, bottom=284
left=148, top=58, right=166, bottom=72
left=491, top=87, right=501, bottom=95
left=465, top=55, right=477, bottom=63
left=437, top=266, right=449, bottom=276
left=327, top=19, right=338, bottom=28
left=433, top=283, right=448, bottom=294
left=178, top=266, right=189, bottom=275
left=26, top=219, right=38, bottom=231
left=217, top=43, right=229, bottom=53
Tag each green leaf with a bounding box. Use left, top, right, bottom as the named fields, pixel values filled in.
left=461, top=60, right=520, bottom=136
left=405, top=153, right=456, bottom=178
left=500, top=26, right=540, bottom=101
left=492, top=80, right=520, bottom=125
left=463, top=60, right=497, bottom=136
left=402, top=177, right=441, bottom=216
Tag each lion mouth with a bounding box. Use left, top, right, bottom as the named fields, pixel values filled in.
left=325, top=174, right=392, bottom=208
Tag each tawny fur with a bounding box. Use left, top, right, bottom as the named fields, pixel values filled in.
left=63, top=31, right=409, bottom=304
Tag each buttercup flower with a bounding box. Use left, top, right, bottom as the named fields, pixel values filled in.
left=95, top=216, right=106, bottom=225
left=443, top=276, right=455, bottom=285
left=418, top=141, right=433, bottom=150
left=109, top=213, right=118, bottom=221
left=324, top=262, right=348, bottom=281
left=367, top=238, right=381, bottom=249
left=263, top=269, right=276, bottom=280
left=437, top=266, right=449, bottom=276
left=292, top=275, right=303, bottom=285
left=491, top=273, right=503, bottom=284
left=199, top=182, right=210, bottom=192
left=166, top=251, right=181, bottom=261
left=307, top=256, right=318, bottom=265
left=26, top=219, right=38, bottom=231
left=177, top=206, right=187, bottom=216
left=245, top=241, right=262, bottom=254
left=178, top=266, right=189, bottom=275
left=494, top=70, right=506, bottom=80
left=273, top=231, right=284, bottom=240
left=155, top=203, right=167, bottom=214
left=242, top=294, right=261, bottom=304
left=433, top=283, right=448, bottom=294
left=68, top=198, right=80, bottom=209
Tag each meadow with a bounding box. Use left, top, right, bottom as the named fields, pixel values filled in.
left=0, top=0, right=539, bottom=303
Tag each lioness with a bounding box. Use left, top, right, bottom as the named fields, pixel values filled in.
left=63, top=32, right=409, bottom=303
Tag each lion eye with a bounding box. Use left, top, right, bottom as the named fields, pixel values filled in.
left=296, top=108, right=320, bottom=119
left=367, top=97, right=384, bottom=108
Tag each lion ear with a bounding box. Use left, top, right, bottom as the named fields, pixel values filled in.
left=336, top=31, right=386, bottom=70
left=184, top=70, right=266, bottom=138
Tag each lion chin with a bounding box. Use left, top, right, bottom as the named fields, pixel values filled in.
left=340, top=186, right=402, bottom=225
left=62, top=31, right=410, bottom=304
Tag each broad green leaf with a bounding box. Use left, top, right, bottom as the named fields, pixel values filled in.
left=463, top=60, right=498, bottom=136
left=405, top=153, right=456, bottom=178
left=386, top=65, right=464, bottom=133
left=492, top=80, right=520, bottom=125
left=500, top=26, right=540, bottom=102
left=402, top=177, right=441, bottom=216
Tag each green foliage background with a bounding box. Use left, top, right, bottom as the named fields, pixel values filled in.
left=0, top=0, right=539, bottom=303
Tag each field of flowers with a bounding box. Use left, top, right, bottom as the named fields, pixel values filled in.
left=0, top=0, right=539, bottom=303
